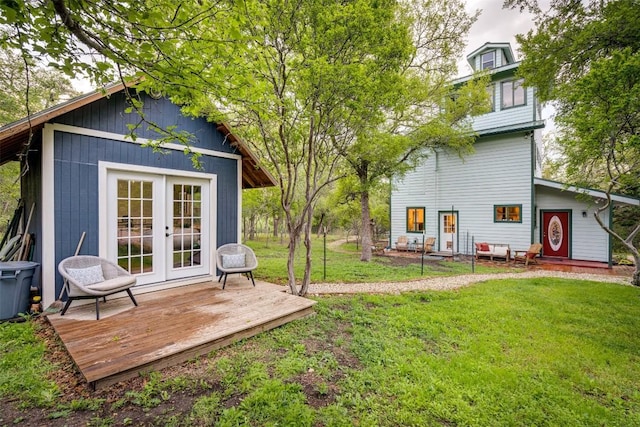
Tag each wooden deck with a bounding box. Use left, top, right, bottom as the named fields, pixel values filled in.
left=46, top=278, right=316, bottom=390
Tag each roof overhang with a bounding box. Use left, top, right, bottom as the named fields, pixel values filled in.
left=0, top=82, right=128, bottom=165
left=453, top=62, right=520, bottom=86
left=535, top=177, right=640, bottom=206
left=0, top=83, right=276, bottom=189
left=476, top=120, right=545, bottom=138
left=215, top=122, right=277, bottom=189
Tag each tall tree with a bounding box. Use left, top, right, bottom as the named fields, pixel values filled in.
left=214, top=0, right=419, bottom=295
left=0, top=0, right=421, bottom=295
left=0, top=47, right=78, bottom=234
left=335, top=0, right=489, bottom=261
left=505, top=0, right=640, bottom=285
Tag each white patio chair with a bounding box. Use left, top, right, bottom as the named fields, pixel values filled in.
left=216, top=243, right=258, bottom=289
left=58, top=255, right=138, bottom=320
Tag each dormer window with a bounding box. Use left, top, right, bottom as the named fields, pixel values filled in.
left=481, top=51, right=495, bottom=70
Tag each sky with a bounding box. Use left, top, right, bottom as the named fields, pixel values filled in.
left=73, top=1, right=553, bottom=122
left=457, top=0, right=537, bottom=76
left=459, top=0, right=555, bottom=131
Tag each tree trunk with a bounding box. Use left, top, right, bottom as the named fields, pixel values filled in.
left=249, top=214, right=256, bottom=240
left=594, top=202, right=640, bottom=287
left=243, top=217, right=247, bottom=241
left=360, top=190, right=372, bottom=262
left=286, top=232, right=298, bottom=295
left=273, top=215, right=279, bottom=237
left=300, top=211, right=313, bottom=296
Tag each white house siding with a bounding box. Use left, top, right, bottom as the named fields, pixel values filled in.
left=391, top=133, right=534, bottom=255
left=472, top=86, right=536, bottom=133
left=535, top=186, right=610, bottom=262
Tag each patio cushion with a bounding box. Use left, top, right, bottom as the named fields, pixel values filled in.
left=222, top=253, right=246, bottom=269
left=479, top=243, right=490, bottom=252
left=85, top=275, right=136, bottom=292
left=492, top=246, right=509, bottom=257
left=66, top=265, right=105, bottom=286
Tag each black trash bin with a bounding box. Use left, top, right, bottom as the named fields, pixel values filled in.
left=0, top=261, right=39, bottom=320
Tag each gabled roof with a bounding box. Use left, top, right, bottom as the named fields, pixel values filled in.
left=466, top=42, right=515, bottom=69
left=0, top=83, right=276, bottom=189
left=534, top=177, right=640, bottom=206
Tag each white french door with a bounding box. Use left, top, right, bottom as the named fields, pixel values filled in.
left=439, top=212, right=457, bottom=253
left=105, top=169, right=213, bottom=286
left=165, top=177, right=211, bottom=280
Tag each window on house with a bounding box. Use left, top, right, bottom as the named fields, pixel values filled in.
left=501, top=79, right=526, bottom=108
left=407, top=207, right=425, bottom=232
left=494, top=205, right=522, bottom=223
left=481, top=51, right=495, bottom=70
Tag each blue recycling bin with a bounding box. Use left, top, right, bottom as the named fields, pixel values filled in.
left=0, top=261, right=39, bottom=320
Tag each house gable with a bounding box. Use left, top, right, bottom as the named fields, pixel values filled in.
left=466, top=42, right=515, bottom=71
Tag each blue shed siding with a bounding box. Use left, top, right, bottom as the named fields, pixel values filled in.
left=21, top=135, right=44, bottom=291
left=56, top=91, right=239, bottom=155
left=52, top=132, right=238, bottom=264
left=48, top=90, right=241, bottom=297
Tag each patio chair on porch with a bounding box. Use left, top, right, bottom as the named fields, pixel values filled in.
left=424, top=237, right=436, bottom=253
left=58, top=256, right=138, bottom=320
left=513, top=243, right=543, bottom=266
left=216, top=243, right=258, bottom=289
left=395, top=235, right=409, bottom=251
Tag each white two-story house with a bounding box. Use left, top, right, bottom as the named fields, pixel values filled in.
left=390, top=42, right=639, bottom=264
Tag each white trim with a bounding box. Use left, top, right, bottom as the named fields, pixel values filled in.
left=50, top=123, right=242, bottom=161
left=41, top=124, right=56, bottom=308
left=237, top=157, right=242, bottom=243
left=534, top=178, right=640, bottom=206
left=99, top=161, right=217, bottom=180
left=99, top=161, right=217, bottom=287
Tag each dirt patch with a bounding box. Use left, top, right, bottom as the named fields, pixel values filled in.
left=1, top=314, right=363, bottom=425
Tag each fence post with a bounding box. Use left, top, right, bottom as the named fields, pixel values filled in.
left=471, top=235, right=475, bottom=273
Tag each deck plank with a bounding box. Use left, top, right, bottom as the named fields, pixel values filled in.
left=47, top=280, right=316, bottom=389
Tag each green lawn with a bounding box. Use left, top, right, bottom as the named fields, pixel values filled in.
left=2, top=276, right=639, bottom=426
left=246, top=235, right=509, bottom=284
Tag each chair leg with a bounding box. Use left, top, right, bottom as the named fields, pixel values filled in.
left=222, top=273, right=228, bottom=289
left=95, top=298, right=100, bottom=320
left=249, top=271, right=255, bottom=287
left=218, top=274, right=223, bottom=283
left=60, top=298, right=73, bottom=316
left=126, top=288, right=138, bottom=306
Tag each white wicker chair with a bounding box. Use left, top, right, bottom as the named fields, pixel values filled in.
left=58, top=255, right=138, bottom=320
left=216, top=243, right=258, bottom=289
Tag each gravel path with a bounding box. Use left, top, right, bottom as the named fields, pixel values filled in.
left=306, top=270, right=632, bottom=295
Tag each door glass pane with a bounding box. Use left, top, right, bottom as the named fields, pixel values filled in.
left=444, top=215, right=456, bottom=233
left=117, top=179, right=154, bottom=275
left=172, top=183, right=202, bottom=268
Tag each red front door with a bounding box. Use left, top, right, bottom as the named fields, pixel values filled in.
left=542, top=211, right=570, bottom=258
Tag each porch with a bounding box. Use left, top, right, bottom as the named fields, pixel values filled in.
left=46, top=278, right=316, bottom=390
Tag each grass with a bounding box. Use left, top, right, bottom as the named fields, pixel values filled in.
left=0, top=318, right=59, bottom=408
left=3, top=278, right=640, bottom=425
left=2, top=238, right=639, bottom=425
left=246, top=235, right=506, bottom=284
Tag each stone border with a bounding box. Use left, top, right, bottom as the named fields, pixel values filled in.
left=307, top=270, right=631, bottom=295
